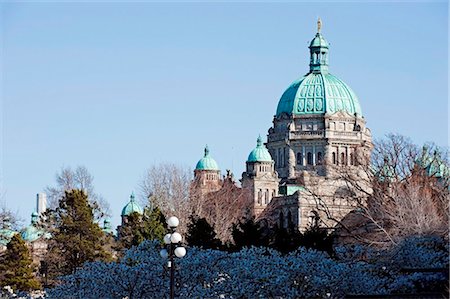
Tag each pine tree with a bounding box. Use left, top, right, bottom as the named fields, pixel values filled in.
left=299, top=222, right=334, bottom=255
left=118, top=207, right=166, bottom=250
left=186, top=216, right=222, bottom=249
left=43, top=189, right=111, bottom=280
left=231, top=218, right=267, bottom=250
left=270, top=225, right=302, bottom=254
left=0, top=234, right=40, bottom=291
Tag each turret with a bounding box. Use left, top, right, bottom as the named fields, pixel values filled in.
left=193, top=145, right=222, bottom=194
left=241, top=136, right=279, bottom=217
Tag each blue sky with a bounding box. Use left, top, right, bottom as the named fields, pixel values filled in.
left=1, top=2, right=448, bottom=228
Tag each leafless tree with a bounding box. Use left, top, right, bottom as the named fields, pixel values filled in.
left=192, top=177, right=253, bottom=243
left=308, top=134, right=449, bottom=248
left=0, top=205, right=22, bottom=231
left=44, top=166, right=110, bottom=219
left=139, top=163, right=192, bottom=234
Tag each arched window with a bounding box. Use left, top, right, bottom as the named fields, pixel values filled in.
left=307, top=152, right=313, bottom=165
left=257, top=190, right=262, bottom=205
left=350, top=153, right=354, bottom=166
left=297, top=152, right=303, bottom=165
left=317, top=152, right=323, bottom=165
left=341, top=152, right=346, bottom=165
left=264, top=190, right=269, bottom=205
left=332, top=152, right=336, bottom=165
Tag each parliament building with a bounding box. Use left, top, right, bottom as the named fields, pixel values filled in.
left=192, top=19, right=372, bottom=232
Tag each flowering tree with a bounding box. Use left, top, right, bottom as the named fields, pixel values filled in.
left=47, top=235, right=448, bottom=298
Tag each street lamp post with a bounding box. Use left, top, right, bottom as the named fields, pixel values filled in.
left=160, top=216, right=186, bottom=299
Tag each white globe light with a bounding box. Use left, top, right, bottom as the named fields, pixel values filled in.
left=160, top=249, right=168, bottom=259
left=174, top=246, right=186, bottom=258
left=163, top=234, right=172, bottom=244
left=170, top=232, right=182, bottom=243
left=167, top=216, right=179, bottom=228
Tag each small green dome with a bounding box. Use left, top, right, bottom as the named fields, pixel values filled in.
left=21, top=225, right=42, bottom=242
left=310, top=32, right=329, bottom=48
left=425, top=152, right=449, bottom=178
left=247, top=136, right=273, bottom=163
left=121, top=192, right=144, bottom=216
left=195, top=145, right=219, bottom=171
left=102, top=218, right=115, bottom=235
left=21, top=212, right=47, bottom=242
left=0, top=226, right=17, bottom=247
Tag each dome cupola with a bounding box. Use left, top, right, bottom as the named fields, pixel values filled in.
left=121, top=192, right=144, bottom=216
left=195, top=145, right=220, bottom=171
left=309, top=18, right=329, bottom=74
left=247, top=136, right=273, bottom=163
left=102, top=218, right=115, bottom=235
left=276, top=18, right=362, bottom=117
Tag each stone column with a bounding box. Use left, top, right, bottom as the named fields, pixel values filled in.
left=302, top=146, right=306, bottom=166
left=288, top=147, right=295, bottom=178
left=312, top=145, right=316, bottom=165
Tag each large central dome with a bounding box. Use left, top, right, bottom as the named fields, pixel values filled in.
left=276, top=21, right=362, bottom=117
left=276, top=73, right=362, bottom=116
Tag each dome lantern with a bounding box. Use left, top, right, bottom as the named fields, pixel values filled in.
left=309, top=17, right=329, bottom=74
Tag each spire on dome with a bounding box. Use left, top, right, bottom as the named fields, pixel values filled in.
left=309, top=18, right=329, bottom=74
left=256, top=135, right=263, bottom=147
left=204, top=145, right=210, bottom=157
left=130, top=192, right=135, bottom=201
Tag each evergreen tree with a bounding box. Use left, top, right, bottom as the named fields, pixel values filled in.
left=270, top=225, right=302, bottom=254
left=231, top=218, right=267, bottom=250
left=118, top=207, right=166, bottom=250
left=186, top=216, right=222, bottom=249
left=43, top=189, right=111, bottom=280
left=0, top=234, right=40, bottom=291
left=299, top=222, right=334, bottom=255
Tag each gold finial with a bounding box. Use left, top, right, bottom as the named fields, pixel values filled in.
left=317, top=17, right=322, bottom=33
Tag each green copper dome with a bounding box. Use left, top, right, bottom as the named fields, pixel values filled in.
left=121, top=192, right=144, bottom=216
left=425, top=152, right=449, bottom=178
left=102, top=218, right=115, bottom=235
left=247, top=136, right=273, bottom=163
left=195, top=145, right=219, bottom=171
left=21, top=212, right=47, bottom=242
left=0, top=220, right=17, bottom=247
left=21, top=225, right=42, bottom=242
left=276, top=20, right=362, bottom=117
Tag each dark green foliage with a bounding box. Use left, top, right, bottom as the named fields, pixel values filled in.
left=299, top=222, right=334, bottom=255
left=231, top=218, right=267, bottom=250
left=0, top=234, right=40, bottom=291
left=186, top=216, right=222, bottom=249
left=43, top=189, right=111, bottom=280
left=118, top=207, right=166, bottom=250
left=270, top=225, right=302, bottom=254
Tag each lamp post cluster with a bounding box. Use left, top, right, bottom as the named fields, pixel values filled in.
left=160, top=216, right=186, bottom=299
